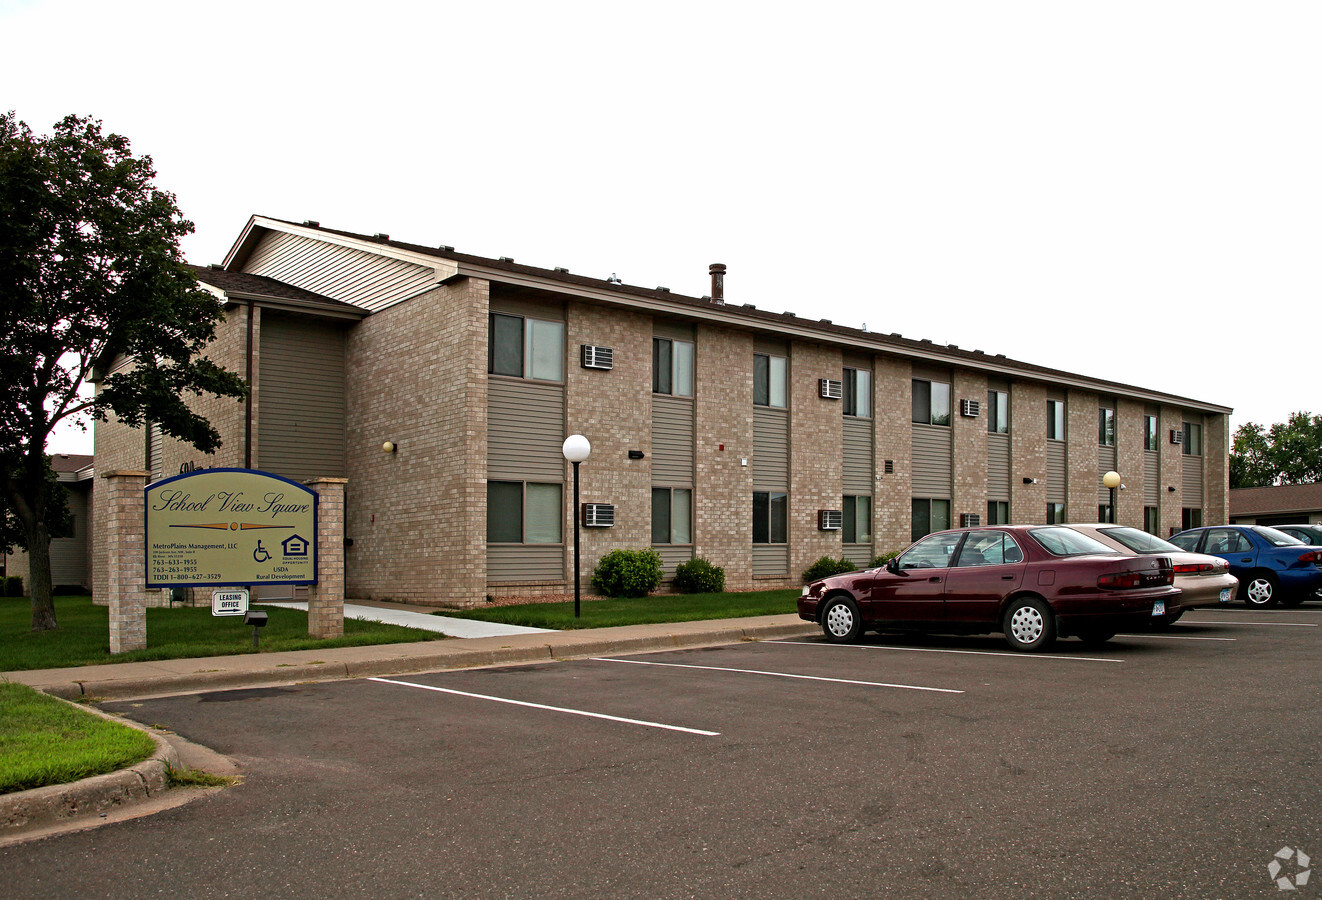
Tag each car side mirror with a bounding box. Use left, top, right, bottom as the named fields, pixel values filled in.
left=886, top=557, right=901, bottom=574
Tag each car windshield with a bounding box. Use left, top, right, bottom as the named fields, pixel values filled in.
left=1255, top=526, right=1305, bottom=547
left=1029, top=526, right=1119, bottom=557
left=1098, top=527, right=1182, bottom=554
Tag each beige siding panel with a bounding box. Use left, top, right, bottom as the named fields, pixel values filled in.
left=652, top=396, right=694, bottom=485
left=244, top=231, right=434, bottom=312
left=843, top=544, right=874, bottom=568
left=51, top=489, right=89, bottom=589
left=911, top=425, right=952, bottom=496
left=842, top=418, right=874, bottom=494
left=1144, top=452, right=1160, bottom=505
left=753, top=544, right=789, bottom=577
left=257, top=316, right=347, bottom=483
left=753, top=407, right=789, bottom=491
left=488, top=378, right=566, bottom=481
left=1098, top=445, right=1118, bottom=503
left=653, top=544, right=694, bottom=581
left=1047, top=442, right=1067, bottom=503
left=987, top=432, right=1011, bottom=500
left=1183, top=458, right=1205, bottom=506
left=487, top=545, right=564, bottom=581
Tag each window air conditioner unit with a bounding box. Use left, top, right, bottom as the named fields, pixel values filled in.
left=960, top=399, right=981, bottom=418
left=819, top=509, right=843, bottom=531
left=582, top=503, right=616, bottom=527
left=960, top=513, right=981, bottom=528
left=1170, top=429, right=1183, bottom=445
left=819, top=379, right=843, bottom=400
left=581, top=345, right=614, bottom=370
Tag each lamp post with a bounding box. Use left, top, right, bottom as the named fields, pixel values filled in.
left=562, top=434, right=591, bottom=618
left=1103, top=471, right=1122, bottom=524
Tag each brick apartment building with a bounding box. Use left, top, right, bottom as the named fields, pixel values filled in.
left=88, top=215, right=1232, bottom=607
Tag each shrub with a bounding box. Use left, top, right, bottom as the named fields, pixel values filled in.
left=801, top=556, right=857, bottom=584
left=672, top=557, right=726, bottom=594
left=872, top=551, right=900, bottom=569
left=591, top=549, right=663, bottom=598
left=4, top=576, right=23, bottom=597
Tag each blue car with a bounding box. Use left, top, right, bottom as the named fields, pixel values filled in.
left=1169, top=525, right=1322, bottom=608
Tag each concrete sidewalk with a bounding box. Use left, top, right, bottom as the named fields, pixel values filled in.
left=4, top=614, right=819, bottom=702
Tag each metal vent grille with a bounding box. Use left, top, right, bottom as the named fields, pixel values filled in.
left=819, top=379, right=843, bottom=400
left=581, top=345, right=614, bottom=370
left=960, top=399, right=981, bottom=418
left=1170, top=429, right=1183, bottom=445
left=960, top=513, right=982, bottom=528
left=819, top=509, right=843, bottom=531
left=582, top=503, right=616, bottom=527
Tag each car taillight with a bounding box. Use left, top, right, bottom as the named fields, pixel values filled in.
left=1099, top=566, right=1173, bottom=589
left=1299, top=551, right=1322, bottom=564
left=1173, top=563, right=1215, bottom=575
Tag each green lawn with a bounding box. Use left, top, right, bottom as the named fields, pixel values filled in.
left=0, top=596, right=440, bottom=672
left=442, top=588, right=802, bottom=630
left=0, top=681, right=157, bottom=794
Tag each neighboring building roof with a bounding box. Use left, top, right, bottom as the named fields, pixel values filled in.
left=1230, top=483, right=1322, bottom=518
left=186, top=264, right=368, bottom=320
left=221, top=215, right=1233, bottom=415
left=50, top=454, right=94, bottom=483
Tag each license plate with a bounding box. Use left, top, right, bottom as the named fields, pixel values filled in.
left=1152, top=600, right=1166, bottom=617
left=1219, top=588, right=1233, bottom=603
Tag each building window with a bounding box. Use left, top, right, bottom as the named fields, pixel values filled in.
left=912, top=380, right=951, bottom=426
left=1099, top=504, right=1114, bottom=524
left=1046, top=503, right=1066, bottom=524
left=843, top=495, right=872, bottom=543
left=653, top=338, right=694, bottom=397
left=753, top=492, right=788, bottom=543
left=651, top=487, right=692, bottom=544
left=1144, top=415, right=1159, bottom=451
left=753, top=354, right=787, bottom=408
left=1182, top=421, right=1203, bottom=456
left=1098, top=407, right=1115, bottom=446
left=1182, top=507, right=1203, bottom=530
left=843, top=368, right=871, bottom=418
left=987, top=500, right=1009, bottom=525
left=911, top=498, right=951, bottom=541
left=1047, top=400, right=1066, bottom=440
left=487, top=481, right=563, bottom=544
left=1144, top=506, right=1159, bottom=535
left=987, top=391, right=1009, bottom=434
left=488, top=313, right=564, bottom=382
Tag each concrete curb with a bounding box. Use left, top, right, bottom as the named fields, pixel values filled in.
left=1, top=698, right=180, bottom=836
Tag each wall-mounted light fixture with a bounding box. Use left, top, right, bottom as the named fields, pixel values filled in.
left=382, top=441, right=398, bottom=454
left=1023, top=477, right=1039, bottom=485
left=628, top=450, right=645, bottom=460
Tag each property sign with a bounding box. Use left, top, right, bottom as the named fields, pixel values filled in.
left=211, top=589, right=250, bottom=617
left=146, top=469, right=317, bottom=588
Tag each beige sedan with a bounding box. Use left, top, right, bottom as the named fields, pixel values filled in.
left=1066, top=524, right=1239, bottom=625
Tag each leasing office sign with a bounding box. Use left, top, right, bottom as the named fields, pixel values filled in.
left=146, top=469, right=317, bottom=587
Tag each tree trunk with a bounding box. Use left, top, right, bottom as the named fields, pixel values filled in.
left=26, top=518, right=57, bottom=631
left=6, top=453, right=58, bottom=632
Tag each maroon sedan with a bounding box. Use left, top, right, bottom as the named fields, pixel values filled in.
left=798, top=525, right=1179, bottom=651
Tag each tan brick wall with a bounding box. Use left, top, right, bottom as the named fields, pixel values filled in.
left=1205, top=413, right=1230, bottom=524
left=789, top=342, right=844, bottom=578
left=306, top=477, right=346, bottom=638
left=953, top=371, right=988, bottom=527
left=1160, top=406, right=1185, bottom=536
left=565, top=302, right=653, bottom=588
left=343, top=279, right=488, bottom=606
left=1116, top=399, right=1147, bottom=526
left=874, top=356, right=913, bottom=551
left=1066, top=390, right=1100, bottom=521
left=1010, top=382, right=1047, bottom=523
left=694, top=325, right=755, bottom=590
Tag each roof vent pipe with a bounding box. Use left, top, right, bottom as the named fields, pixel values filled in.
left=709, top=263, right=726, bottom=304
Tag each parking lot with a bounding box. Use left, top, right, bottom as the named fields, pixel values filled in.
left=4, top=606, right=1320, bottom=898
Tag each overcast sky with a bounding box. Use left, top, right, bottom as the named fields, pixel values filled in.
left=6, top=0, right=1318, bottom=457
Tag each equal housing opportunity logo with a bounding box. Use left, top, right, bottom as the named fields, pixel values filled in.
left=1269, top=846, right=1311, bottom=892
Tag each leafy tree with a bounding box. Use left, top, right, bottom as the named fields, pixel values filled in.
left=0, top=112, right=247, bottom=632
left=1229, top=422, right=1275, bottom=488
left=1229, top=413, right=1322, bottom=488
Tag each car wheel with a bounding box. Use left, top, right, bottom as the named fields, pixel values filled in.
left=1002, top=597, right=1056, bottom=652
left=1242, top=574, right=1279, bottom=608
left=820, top=595, right=865, bottom=644
left=1149, top=610, right=1185, bottom=629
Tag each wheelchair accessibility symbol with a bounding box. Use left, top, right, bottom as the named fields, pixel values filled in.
left=253, top=541, right=272, bottom=563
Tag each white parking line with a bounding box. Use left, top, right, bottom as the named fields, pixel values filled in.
left=766, top=640, right=1124, bottom=663
left=1180, top=620, right=1318, bottom=627
left=368, top=677, right=720, bottom=736
left=1115, top=634, right=1236, bottom=641
left=591, top=657, right=964, bottom=693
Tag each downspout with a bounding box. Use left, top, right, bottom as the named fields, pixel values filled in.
left=244, top=299, right=254, bottom=468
